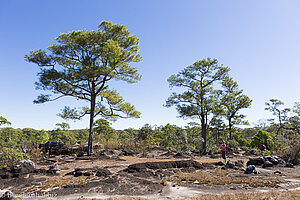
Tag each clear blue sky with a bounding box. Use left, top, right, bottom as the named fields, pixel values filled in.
left=0, top=0, right=299, bottom=130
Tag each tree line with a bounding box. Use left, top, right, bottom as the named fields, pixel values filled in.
left=0, top=96, right=299, bottom=165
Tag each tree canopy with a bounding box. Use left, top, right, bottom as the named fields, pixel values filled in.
left=25, top=21, right=142, bottom=155
left=220, top=77, right=252, bottom=139
left=0, top=116, right=11, bottom=126
left=165, top=58, right=229, bottom=153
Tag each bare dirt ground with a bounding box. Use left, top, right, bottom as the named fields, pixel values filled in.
left=0, top=149, right=300, bottom=199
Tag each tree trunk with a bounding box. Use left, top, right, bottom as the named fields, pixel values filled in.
left=201, top=115, right=206, bottom=153
left=229, top=118, right=232, bottom=140
left=87, top=93, right=96, bottom=156
left=216, top=129, right=219, bottom=144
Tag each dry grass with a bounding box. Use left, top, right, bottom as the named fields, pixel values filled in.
left=121, top=156, right=178, bottom=163
left=182, top=190, right=300, bottom=200
left=74, top=190, right=300, bottom=200
left=25, top=174, right=89, bottom=194
left=194, top=157, right=248, bottom=164
left=75, top=190, right=300, bottom=200
left=172, top=168, right=283, bottom=188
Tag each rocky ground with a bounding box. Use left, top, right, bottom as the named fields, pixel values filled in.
left=0, top=147, right=299, bottom=199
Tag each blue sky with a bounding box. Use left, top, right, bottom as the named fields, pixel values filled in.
left=0, top=0, right=299, bottom=130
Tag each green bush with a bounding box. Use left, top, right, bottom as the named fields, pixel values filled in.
left=231, top=132, right=251, bottom=147
left=262, top=149, right=272, bottom=156
left=0, top=148, right=30, bottom=167
left=251, top=130, right=284, bottom=153
left=251, top=130, right=272, bottom=149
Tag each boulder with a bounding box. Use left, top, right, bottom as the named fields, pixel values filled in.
left=266, top=156, right=279, bottom=165
left=247, top=157, right=265, bottom=166
left=225, top=160, right=244, bottom=169
left=125, top=160, right=203, bottom=173
left=284, top=163, right=294, bottom=168
left=245, top=165, right=259, bottom=174
left=96, top=168, right=111, bottom=177
left=263, top=161, right=274, bottom=168
left=0, top=160, right=36, bottom=179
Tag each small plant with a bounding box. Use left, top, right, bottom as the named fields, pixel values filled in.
left=262, top=149, right=271, bottom=156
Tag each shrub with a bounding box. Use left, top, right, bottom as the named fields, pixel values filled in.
left=285, top=137, right=300, bottom=164
left=262, top=149, right=272, bottom=156
left=231, top=132, right=251, bottom=147
left=0, top=148, right=30, bottom=167
left=251, top=130, right=271, bottom=148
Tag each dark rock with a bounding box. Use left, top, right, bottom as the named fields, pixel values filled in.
left=0, top=160, right=36, bottom=179
left=214, top=161, right=226, bottom=166
left=226, top=160, right=235, bottom=168
left=77, top=151, right=84, bottom=157
left=274, top=171, right=281, bottom=175
left=83, top=171, right=92, bottom=176
left=65, top=168, right=97, bottom=177
left=122, top=150, right=135, bottom=156
left=219, top=160, right=244, bottom=169
left=1, top=173, right=9, bottom=179
left=284, top=163, right=294, bottom=168
left=125, top=160, right=203, bottom=174
left=247, top=157, right=265, bottom=166
left=245, top=165, right=259, bottom=174
left=263, top=161, right=274, bottom=168
left=95, top=168, right=111, bottom=177
left=74, top=169, right=83, bottom=177
left=175, top=160, right=201, bottom=168
left=14, top=160, right=35, bottom=174
left=266, top=156, right=279, bottom=165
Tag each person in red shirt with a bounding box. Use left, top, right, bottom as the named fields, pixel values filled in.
left=221, top=140, right=226, bottom=163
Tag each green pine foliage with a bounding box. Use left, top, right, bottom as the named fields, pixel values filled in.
left=0, top=148, right=30, bottom=167
left=25, top=21, right=142, bottom=155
